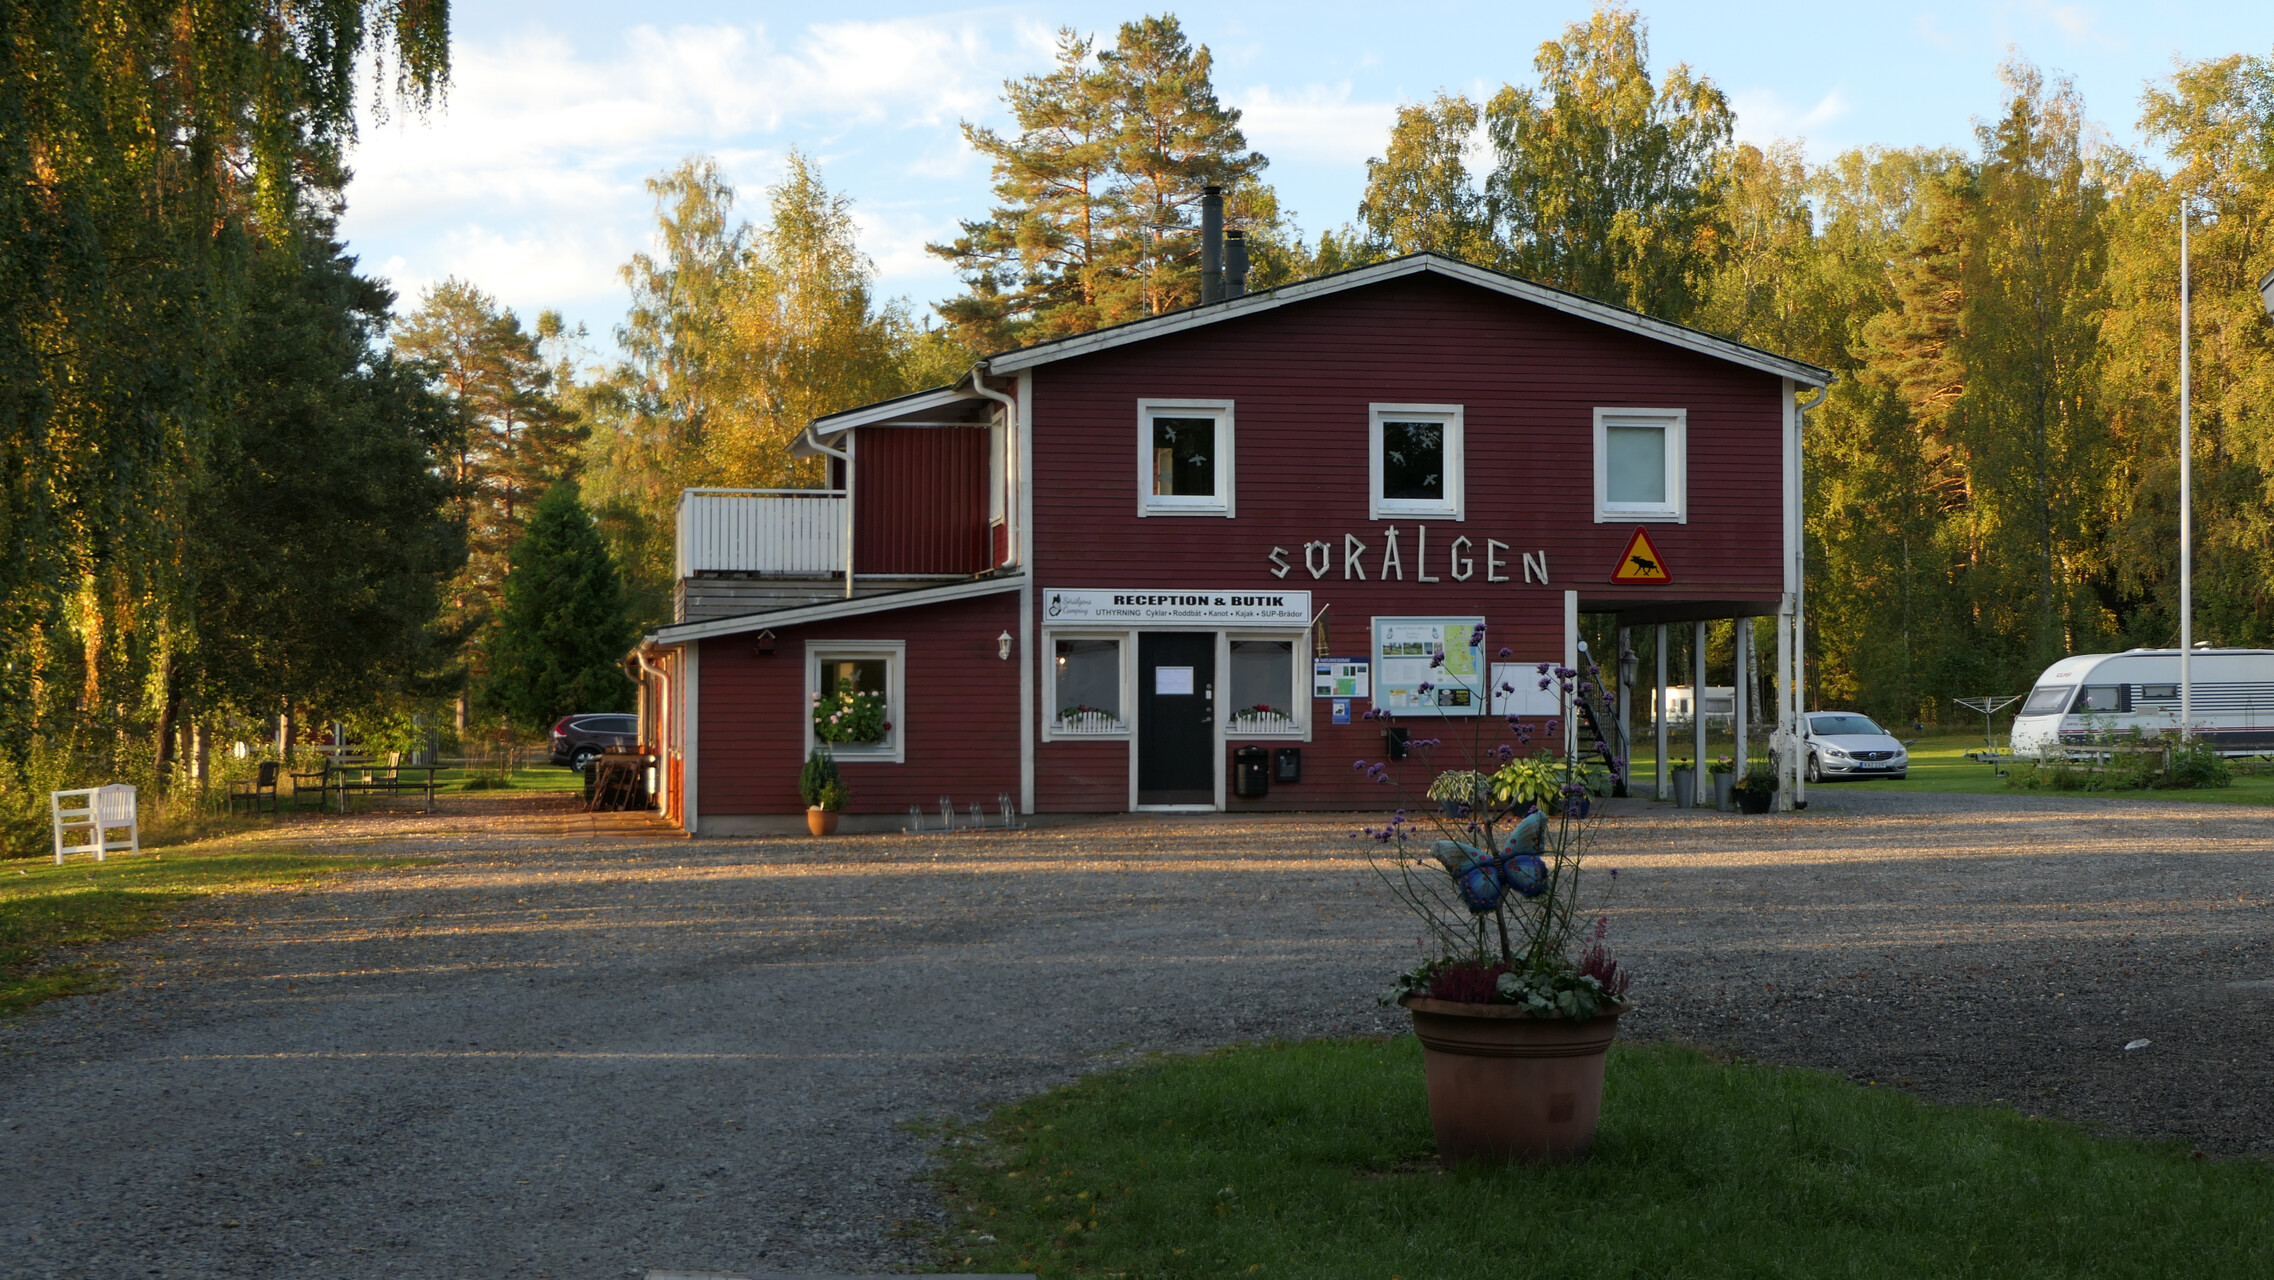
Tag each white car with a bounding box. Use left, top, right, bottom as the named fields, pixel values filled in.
left=1801, top=712, right=1909, bottom=782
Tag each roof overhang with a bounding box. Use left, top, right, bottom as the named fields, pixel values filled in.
left=790, top=385, right=998, bottom=458
left=981, top=253, right=1835, bottom=388
left=640, top=575, right=1024, bottom=647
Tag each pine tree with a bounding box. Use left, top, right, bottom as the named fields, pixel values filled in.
left=483, top=483, right=636, bottom=731
left=1091, top=14, right=1267, bottom=321
left=395, top=280, right=585, bottom=729
left=936, top=29, right=1120, bottom=345
left=932, top=14, right=1271, bottom=344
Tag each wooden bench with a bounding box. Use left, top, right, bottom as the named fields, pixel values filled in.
left=333, top=762, right=439, bottom=813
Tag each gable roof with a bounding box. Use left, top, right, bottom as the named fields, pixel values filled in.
left=980, top=252, right=1834, bottom=387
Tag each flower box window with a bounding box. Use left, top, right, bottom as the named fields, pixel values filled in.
left=1227, top=639, right=1300, bottom=736
left=1051, top=638, right=1127, bottom=736
left=1370, top=404, right=1464, bottom=520
left=1138, top=399, right=1234, bottom=516
left=1594, top=408, right=1686, bottom=522
left=806, top=643, right=905, bottom=761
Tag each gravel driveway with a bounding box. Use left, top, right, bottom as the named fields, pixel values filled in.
left=2, top=789, right=2269, bottom=1278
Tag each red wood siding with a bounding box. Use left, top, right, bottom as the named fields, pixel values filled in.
left=1037, top=739, right=1126, bottom=812
left=856, top=427, right=991, bottom=575
left=697, top=594, right=1020, bottom=816
left=1026, top=271, right=1787, bottom=810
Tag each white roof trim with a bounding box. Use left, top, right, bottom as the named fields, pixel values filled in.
left=982, top=253, right=1834, bottom=387
left=644, top=575, right=1023, bottom=647
left=809, top=386, right=988, bottom=434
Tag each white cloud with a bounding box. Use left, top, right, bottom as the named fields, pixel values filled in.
left=2035, top=2, right=2123, bottom=50
left=1232, top=83, right=1400, bottom=168
left=1730, top=87, right=1852, bottom=152
left=339, top=14, right=1031, bottom=335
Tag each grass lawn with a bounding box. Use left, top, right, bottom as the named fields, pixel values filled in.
left=1622, top=730, right=2274, bottom=807
left=0, top=844, right=404, bottom=1015
left=933, top=1038, right=2274, bottom=1279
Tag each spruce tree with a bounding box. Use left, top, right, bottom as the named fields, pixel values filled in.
left=483, top=483, right=636, bottom=730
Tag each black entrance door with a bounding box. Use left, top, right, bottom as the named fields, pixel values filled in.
left=1138, top=632, right=1215, bottom=805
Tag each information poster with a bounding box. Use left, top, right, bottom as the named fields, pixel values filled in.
left=1313, top=657, right=1371, bottom=699
left=1489, top=662, right=1566, bottom=717
left=1371, top=616, right=1487, bottom=714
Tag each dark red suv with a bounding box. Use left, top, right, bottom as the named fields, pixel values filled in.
left=549, top=713, right=638, bottom=770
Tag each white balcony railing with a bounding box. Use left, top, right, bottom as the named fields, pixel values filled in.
left=675, top=489, right=846, bottom=578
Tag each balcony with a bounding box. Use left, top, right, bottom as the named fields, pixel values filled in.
left=675, top=489, right=845, bottom=578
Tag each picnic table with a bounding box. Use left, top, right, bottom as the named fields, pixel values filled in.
left=329, top=762, right=441, bottom=813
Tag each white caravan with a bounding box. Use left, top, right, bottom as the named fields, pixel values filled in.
left=2009, top=648, right=2274, bottom=756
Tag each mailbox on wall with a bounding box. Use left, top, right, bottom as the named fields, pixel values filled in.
left=1273, top=748, right=1301, bottom=783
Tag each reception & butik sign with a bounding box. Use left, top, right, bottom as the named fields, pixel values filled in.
left=1043, top=589, right=1311, bottom=625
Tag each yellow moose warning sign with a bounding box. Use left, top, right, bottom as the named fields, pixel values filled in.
left=1610, top=527, right=1672, bottom=584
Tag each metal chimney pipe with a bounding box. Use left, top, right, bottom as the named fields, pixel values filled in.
left=1225, top=230, right=1249, bottom=299
left=1200, top=184, right=1224, bottom=304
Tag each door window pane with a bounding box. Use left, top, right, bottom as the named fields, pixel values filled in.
left=1380, top=421, right=1443, bottom=501
left=1604, top=425, right=1666, bottom=504
left=1228, top=640, right=1295, bottom=732
left=1152, top=416, right=1215, bottom=497
left=1054, top=639, right=1122, bottom=731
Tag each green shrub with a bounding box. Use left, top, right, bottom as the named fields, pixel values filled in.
left=799, top=747, right=842, bottom=808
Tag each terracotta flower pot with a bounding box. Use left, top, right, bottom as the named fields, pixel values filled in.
left=1401, top=995, right=1626, bottom=1165
left=806, top=807, right=839, bottom=836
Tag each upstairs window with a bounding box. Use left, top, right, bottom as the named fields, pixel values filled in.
left=1370, top=405, right=1464, bottom=519
left=1139, top=399, right=1234, bottom=516
left=1594, top=408, right=1686, bottom=522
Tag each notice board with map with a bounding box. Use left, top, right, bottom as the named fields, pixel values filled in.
left=1371, top=616, right=1488, bottom=714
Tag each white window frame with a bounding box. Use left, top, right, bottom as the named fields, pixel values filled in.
left=1222, top=632, right=1308, bottom=739
left=805, top=640, right=907, bottom=763
left=1042, top=631, right=1133, bottom=740
left=1369, top=404, right=1465, bottom=521
left=1138, top=399, right=1235, bottom=517
left=1593, top=408, right=1687, bottom=523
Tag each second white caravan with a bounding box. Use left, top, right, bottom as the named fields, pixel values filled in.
left=2009, top=648, right=2274, bottom=756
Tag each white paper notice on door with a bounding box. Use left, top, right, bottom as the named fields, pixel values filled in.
left=1155, top=666, right=1195, bottom=695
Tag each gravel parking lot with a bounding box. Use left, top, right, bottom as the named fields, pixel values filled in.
left=2, top=790, right=2269, bottom=1278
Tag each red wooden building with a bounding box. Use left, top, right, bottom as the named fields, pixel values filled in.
left=629, top=247, right=1832, bottom=834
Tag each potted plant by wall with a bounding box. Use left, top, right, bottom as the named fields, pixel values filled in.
left=1669, top=757, right=1697, bottom=808
left=800, top=747, right=844, bottom=835
left=1356, top=648, right=1631, bottom=1166
left=1733, top=762, right=1777, bottom=814
left=1709, top=755, right=1737, bottom=811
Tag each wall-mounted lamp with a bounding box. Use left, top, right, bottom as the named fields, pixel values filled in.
left=998, top=630, right=1014, bottom=661
left=754, top=629, right=776, bottom=657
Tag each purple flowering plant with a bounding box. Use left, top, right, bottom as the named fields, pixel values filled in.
left=1355, top=624, right=1631, bottom=1020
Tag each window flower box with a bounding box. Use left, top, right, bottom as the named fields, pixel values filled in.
left=1053, top=707, right=1126, bottom=736
left=1226, top=705, right=1299, bottom=735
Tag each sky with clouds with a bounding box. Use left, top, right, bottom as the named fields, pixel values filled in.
left=338, top=1, right=2274, bottom=348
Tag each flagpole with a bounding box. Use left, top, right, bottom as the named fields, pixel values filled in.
left=2180, top=198, right=2193, bottom=739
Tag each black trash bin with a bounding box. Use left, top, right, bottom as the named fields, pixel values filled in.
left=1233, top=745, right=1270, bottom=798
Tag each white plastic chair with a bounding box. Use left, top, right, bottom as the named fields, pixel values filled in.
left=51, top=784, right=139, bottom=864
